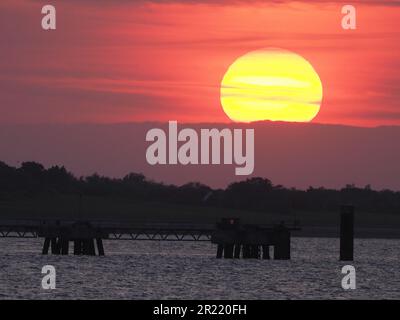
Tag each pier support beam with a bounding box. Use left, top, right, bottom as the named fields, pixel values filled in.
left=234, top=244, right=241, bottom=259
left=74, top=240, right=82, bottom=255
left=340, top=205, right=354, bottom=261
left=96, top=238, right=105, bottom=256
left=42, top=238, right=50, bottom=255
left=71, top=238, right=104, bottom=256
left=223, top=244, right=234, bottom=259
left=61, top=238, right=69, bottom=255
left=262, top=245, right=270, bottom=259
left=51, top=238, right=60, bottom=255
left=88, top=239, right=96, bottom=255
left=252, top=245, right=260, bottom=259
left=242, top=245, right=250, bottom=259
left=83, top=239, right=91, bottom=255
left=216, top=244, right=223, bottom=258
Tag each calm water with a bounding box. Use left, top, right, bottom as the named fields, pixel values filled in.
left=0, top=237, right=399, bottom=299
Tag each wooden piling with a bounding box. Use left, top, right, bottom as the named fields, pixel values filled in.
left=262, top=245, right=270, bottom=259
left=96, top=238, right=105, bottom=256
left=248, top=245, right=254, bottom=258
left=73, top=240, right=81, bottom=255
left=88, top=239, right=96, bottom=256
left=82, top=239, right=90, bottom=255
left=234, top=244, right=241, bottom=258
left=61, top=238, right=69, bottom=255
left=216, top=244, right=223, bottom=258
left=254, top=245, right=260, bottom=259
left=242, top=244, right=250, bottom=259
left=223, top=244, right=234, bottom=258
left=56, top=238, right=62, bottom=254
left=51, top=238, right=60, bottom=255
left=42, top=238, right=50, bottom=255
left=340, top=205, right=354, bottom=261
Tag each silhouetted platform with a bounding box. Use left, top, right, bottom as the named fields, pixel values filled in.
left=0, top=218, right=300, bottom=259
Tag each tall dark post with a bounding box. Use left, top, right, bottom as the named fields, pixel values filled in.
left=340, top=205, right=354, bottom=261
left=273, top=226, right=291, bottom=260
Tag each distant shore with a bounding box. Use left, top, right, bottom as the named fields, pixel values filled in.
left=1, top=193, right=400, bottom=240
left=293, top=226, right=400, bottom=239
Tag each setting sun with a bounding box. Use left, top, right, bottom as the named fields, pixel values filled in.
left=220, top=48, right=323, bottom=123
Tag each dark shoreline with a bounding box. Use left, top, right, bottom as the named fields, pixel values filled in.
left=293, top=226, right=400, bottom=239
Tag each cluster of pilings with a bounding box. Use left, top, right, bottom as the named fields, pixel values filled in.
left=211, top=219, right=291, bottom=260
left=216, top=243, right=273, bottom=259
left=42, top=237, right=104, bottom=256
left=39, top=221, right=106, bottom=256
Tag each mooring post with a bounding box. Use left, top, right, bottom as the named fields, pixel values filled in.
left=42, top=238, right=50, bottom=255
left=282, top=234, right=290, bottom=260
left=274, top=229, right=291, bottom=260
left=340, top=205, right=354, bottom=261
left=96, top=238, right=105, bottom=256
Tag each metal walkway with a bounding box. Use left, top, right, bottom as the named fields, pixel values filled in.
left=0, top=219, right=215, bottom=241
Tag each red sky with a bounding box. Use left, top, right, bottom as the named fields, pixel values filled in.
left=0, top=0, right=400, bottom=126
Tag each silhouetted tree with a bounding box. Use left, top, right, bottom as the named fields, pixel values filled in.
left=1, top=160, right=400, bottom=214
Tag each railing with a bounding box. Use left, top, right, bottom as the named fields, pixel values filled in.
left=0, top=219, right=300, bottom=240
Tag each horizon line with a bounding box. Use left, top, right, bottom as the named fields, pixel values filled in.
left=1, top=120, right=399, bottom=130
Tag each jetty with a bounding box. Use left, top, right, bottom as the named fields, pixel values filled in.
left=0, top=218, right=300, bottom=259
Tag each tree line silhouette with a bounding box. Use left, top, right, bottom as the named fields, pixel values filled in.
left=1, top=161, right=400, bottom=214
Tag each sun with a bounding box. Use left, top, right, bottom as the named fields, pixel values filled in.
left=220, top=48, right=323, bottom=123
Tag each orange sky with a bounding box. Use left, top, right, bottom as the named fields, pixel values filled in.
left=1, top=0, right=400, bottom=126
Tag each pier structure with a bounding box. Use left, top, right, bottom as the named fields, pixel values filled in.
left=211, top=218, right=292, bottom=260
left=0, top=218, right=299, bottom=259
left=39, top=221, right=107, bottom=256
